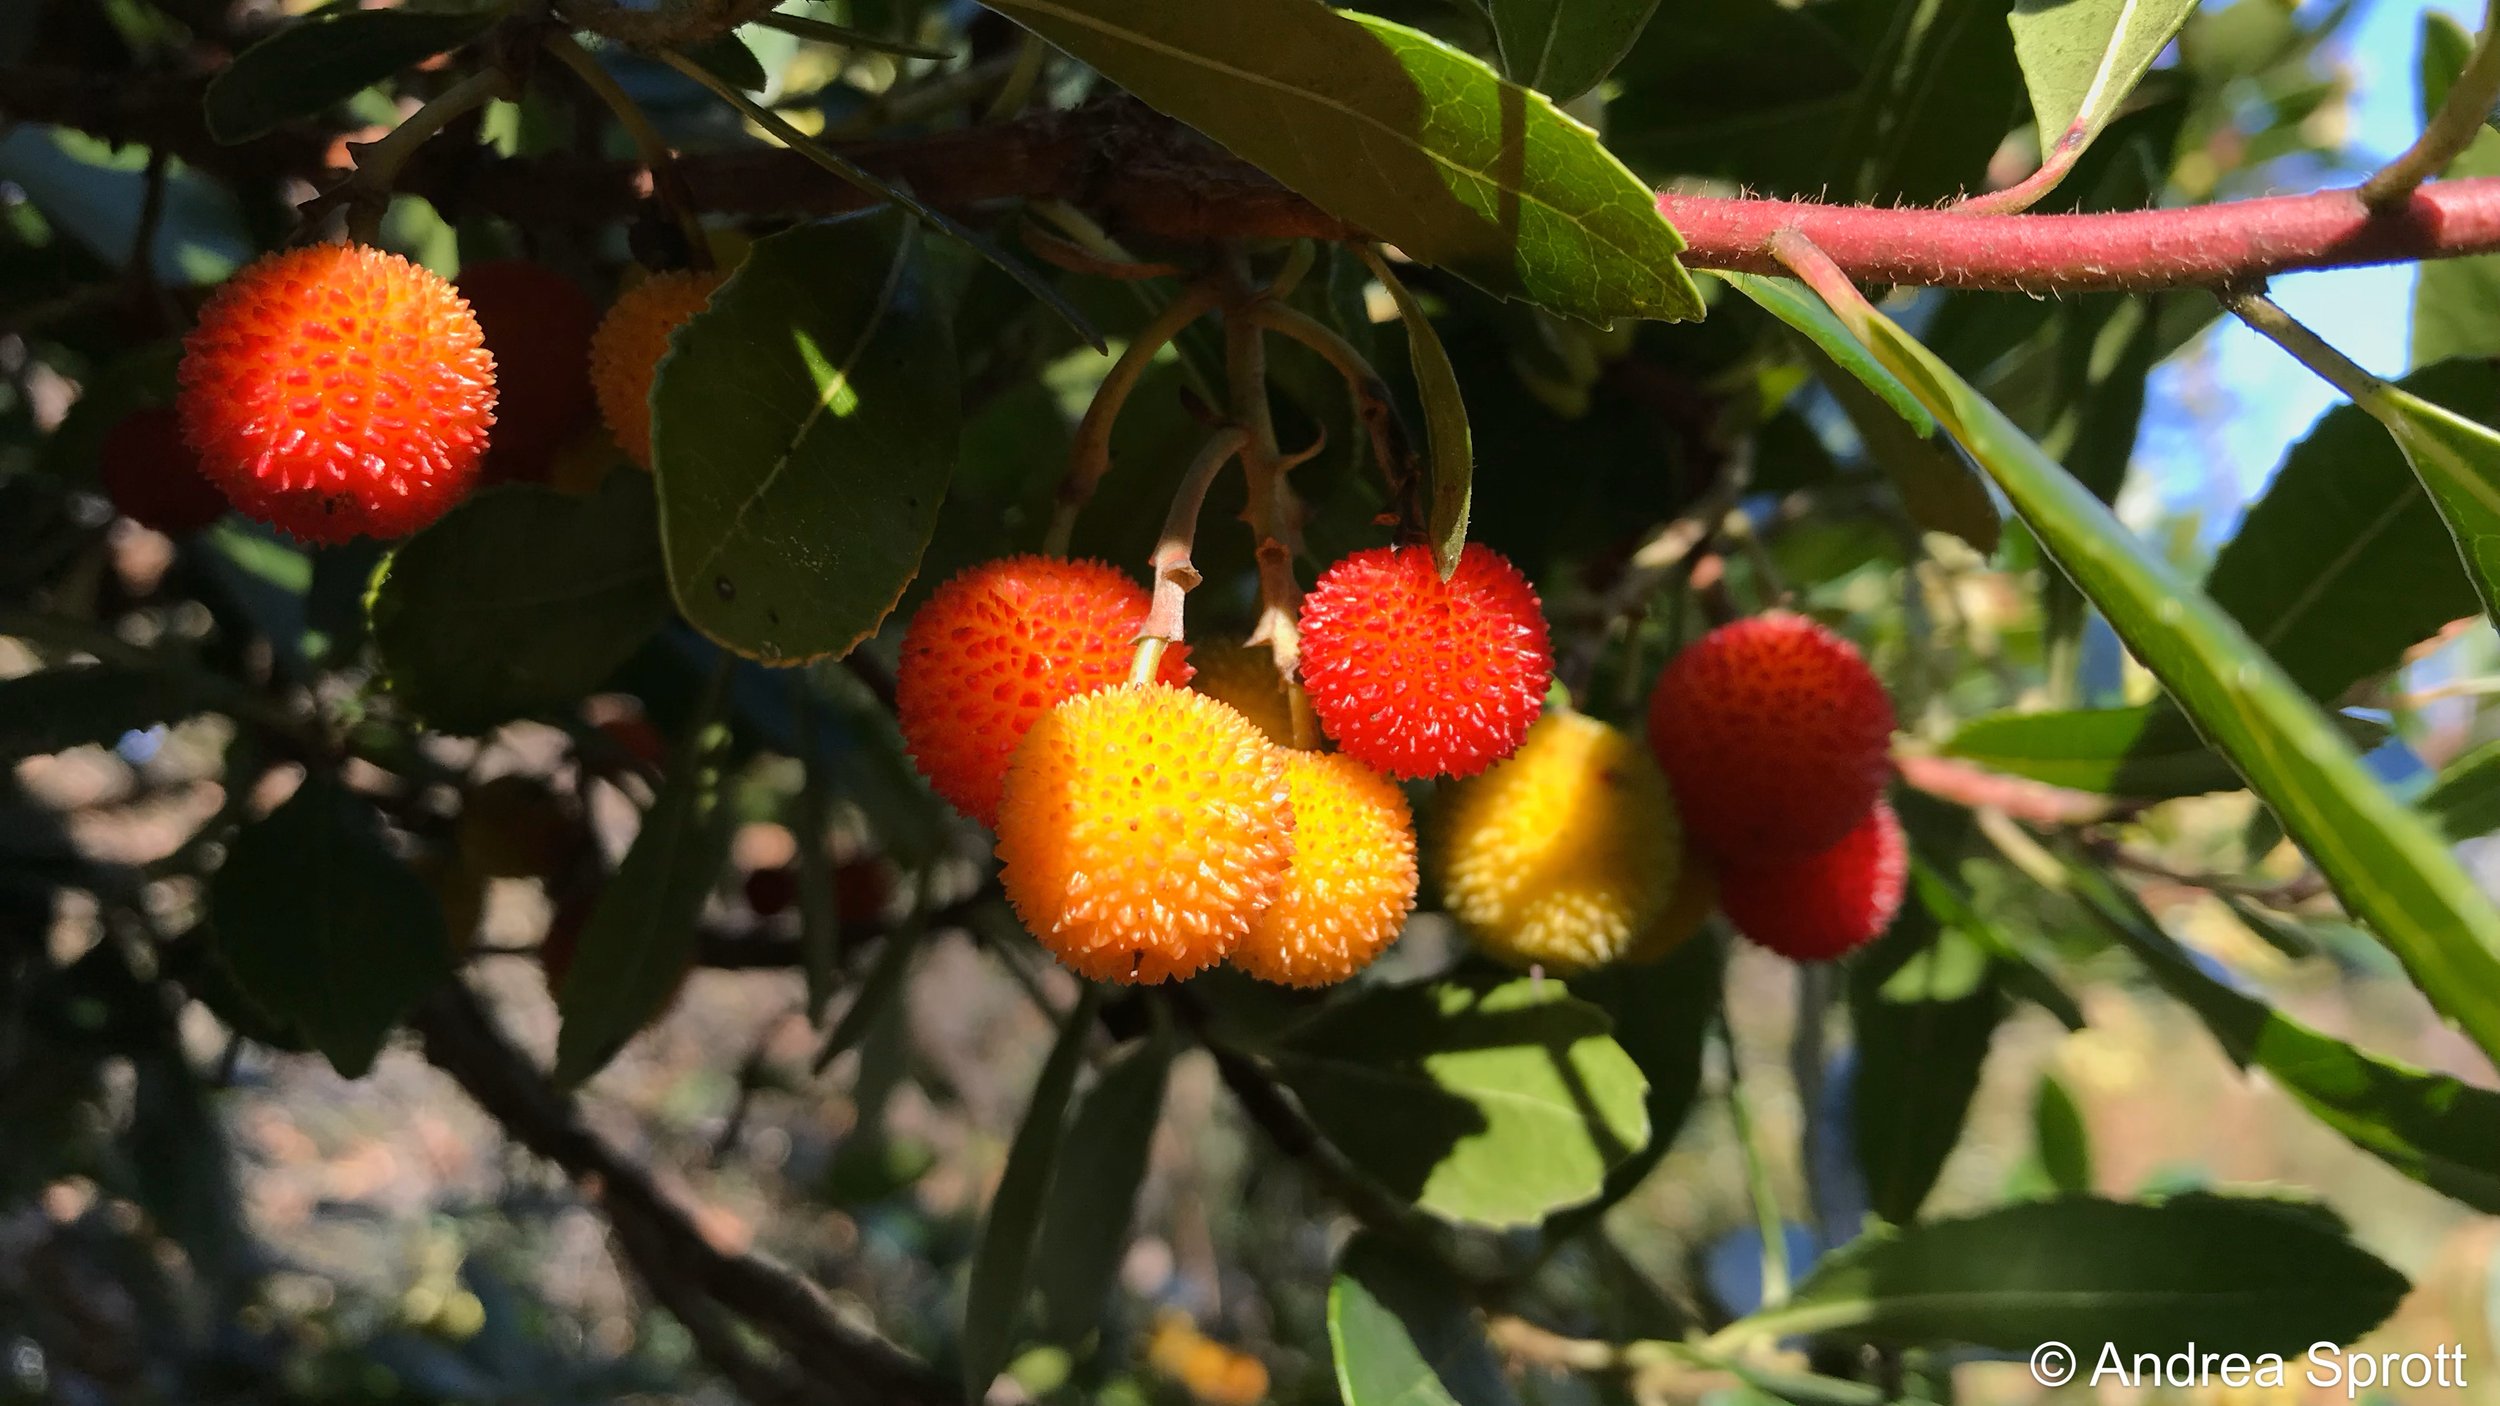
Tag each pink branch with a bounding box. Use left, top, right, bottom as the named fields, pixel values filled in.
left=1660, top=177, right=2500, bottom=292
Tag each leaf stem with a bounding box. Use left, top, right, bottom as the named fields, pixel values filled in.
left=2221, top=288, right=2397, bottom=416
left=1046, top=282, right=1223, bottom=554
left=1131, top=426, right=1251, bottom=685
left=544, top=33, right=710, bottom=267
left=754, top=9, right=954, bottom=61
left=2365, top=0, right=2500, bottom=208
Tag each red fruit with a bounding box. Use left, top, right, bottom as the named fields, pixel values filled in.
left=896, top=556, right=1191, bottom=827
left=1718, top=802, right=1907, bottom=962
left=456, top=260, right=599, bottom=485
left=178, top=243, right=496, bottom=543
left=1296, top=543, right=1553, bottom=779
left=98, top=407, right=228, bottom=536
left=744, top=865, right=797, bottom=917
left=1647, top=611, right=1895, bottom=860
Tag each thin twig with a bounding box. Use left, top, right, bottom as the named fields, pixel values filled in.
left=2364, top=0, right=2500, bottom=208
left=544, top=33, right=709, bottom=266
left=2221, top=287, right=2396, bottom=413
left=1048, top=283, right=1223, bottom=551
left=1133, top=426, right=1252, bottom=683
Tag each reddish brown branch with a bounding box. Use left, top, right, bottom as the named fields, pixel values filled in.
left=20, top=61, right=2500, bottom=296
left=1658, top=181, right=2500, bottom=292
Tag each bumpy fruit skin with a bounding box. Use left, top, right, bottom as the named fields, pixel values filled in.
left=1440, top=711, right=1681, bottom=973
left=896, top=556, right=1190, bottom=827
left=1189, top=638, right=1298, bottom=746
left=178, top=243, right=496, bottom=543
left=1719, top=801, right=1906, bottom=962
left=1233, top=752, right=1416, bottom=987
left=995, top=684, right=1291, bottom=984
left=98, top=407, right=228, bottom=536
left=589, top=270, right=725, bottom=469
left=1298, top=543, right=1552, bottom=779
left=1647, top=611, right=1894, bottom=861
left=456, top=260, right=600, bottom=485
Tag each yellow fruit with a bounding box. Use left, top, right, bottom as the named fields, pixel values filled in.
left=1624, top=849, right=1717, bottom=964
left=589, top=270, right=725, bottom=469
left=1189, top=638, right=1297, bottom=746
left=995, top=684, right=1292, bottom=984
left=1440, top=710, right=1681, bottom=973
left=1233, top=752, right=1416, bottom=987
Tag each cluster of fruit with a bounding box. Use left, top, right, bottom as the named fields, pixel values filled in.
left=107, top=242, right=721, bottom=543
left=895, top=544, right=1904, bottom=988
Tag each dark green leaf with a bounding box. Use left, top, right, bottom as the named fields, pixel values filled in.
left=963, top=987, right=1099, bottom=1399
left=1034, top=1037, right=1172, bottom=1349
left=1853, top=915, right=2005, bottom=1224
left=1271, top=975, right=1648, bottom=1227
left=2422, top=739, right=2500, bottom=840
left=0, top=664, right=206, bottom=758
left=1329, top=1233, right=1521, bottom=1406
left=369, top=477, right=673, bottom=735
left=978, top=0, right=1702, bottom=324
left=1943, top=705, right=2388, bottom=797
left=2033, top=1073, right=2092, bottom=1194
left=209, top=774, right=451, bottom=1078
left=1490, top=0, right=1661, bottom=99
left=2071, top=864, right=2500, bottom=1215
left=205, top=8, right=504, bottom=144
left=2202, top=361, right=2492, bottom=701
left=1842, top=297, right=2500, bottom=1061
left=681, top=30, right=767, bottom=90
left=552, top=669, right=734, bottom=1087
left=1846, top=0, right=2025, bottom=205
left=1606, top=0, right=1865, bottom=193
left=653, top=211, right=958, bottom=664
left=2007, top=0, right=2198, bottom=167
left=2413, top=13, right=2500, bottom=367
left=1752, top=1195, right=2405, bottom=1353
left=1556, top=935, right=1723, bottom=1235
left=1366, top=251, right=1473, bottom=577
left=2374, top=376, right=2500, bottom=632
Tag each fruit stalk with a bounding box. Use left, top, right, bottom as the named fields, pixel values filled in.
left=1224, top=294, right=1323, bottom=749
left=1132, top=426, right=1251, bottom=684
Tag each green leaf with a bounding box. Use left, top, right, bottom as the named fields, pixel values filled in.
left=2374, top=377, right=2500, bottom=633
left=368, top=477, right=673, bottom=736
left=1554, top=935, right=1722, bottom=1236
left=977, top=0, right=1702, bottom=324
left=962, top=987, right=1099, bottom=1400
left=1270, top=975, right=1649, bottom=1228
left=2070, top=864, right=2500, bottom=1215
left=208, top=774, right=451, bottom=1078
left=1845, top=0, right=2027, bottom=206
left=1365, top=250, right=1473, bottom=578
left=1829, top=291, right=2500, bottom=1061
left=0, top=664, right=206, bottom=758
left=2033, top=1074, right=2092, bottom=1194
left=1750, top=1195, right=2406, bottom=1353
left=1328, top=1233, right=1521, bottom=1406
left=1940, top=705, right=2390, bottom=798
left=2422, top=739, right=2500, bottom=840
left=1489, top=0, right=1661, bottom=100
left=1852, top=915, right=2005, bottom=1224
left=552, top=667, right=735, bottom=1087
left=1725, top=271, right=2000, bottom=552
left=2007, top=0, right=2198, bottom=169
left=205, top=7, right=504, bottom=144
left=2412, top=13, right=2500, bottom=367
left=1033, top=1036, right=1172, bottom=1350
left=653, top=211, right=959, bottom=664
left=2202, top=361, right=2492, bottom=701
